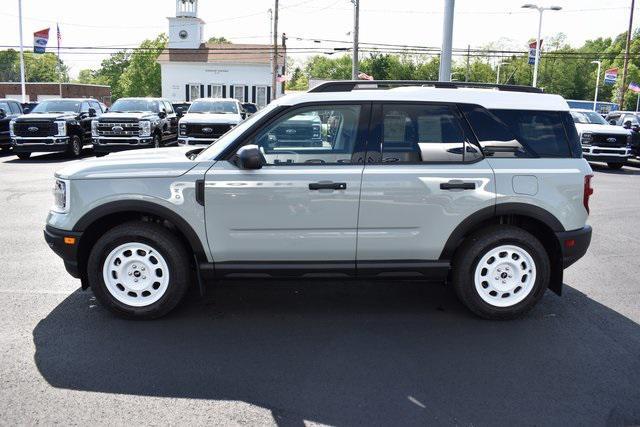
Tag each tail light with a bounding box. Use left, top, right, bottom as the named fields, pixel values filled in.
left=583, top=174, right=594, bottom=213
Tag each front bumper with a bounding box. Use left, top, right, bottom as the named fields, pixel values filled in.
left=44, top=225, right=83, bottom=278
left=12, top=136, right=70, bottom=153
left=178, top=136, right=217, bottom=145
left=556, top=225, right=592, bottom=268
left=93, top=136, right=153, bottom=153
left=582, top=145, right=630, bottom=163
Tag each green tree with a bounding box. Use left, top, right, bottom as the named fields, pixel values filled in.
left=117, top=34, right=167, bottom=98
left=286, top=66, right=308, bottom=90
left=207, top=36, right=231, bottom=44
left=0, top=50, right=19, bottom=81
left=305, top=55, right=352, bottom=80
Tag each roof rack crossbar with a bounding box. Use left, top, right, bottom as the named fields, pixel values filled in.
left=308, top=80, right=543, bottom=94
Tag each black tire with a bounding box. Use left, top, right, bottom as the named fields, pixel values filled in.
left=67, top=134, right=82, bottom=157
left=16, top=152, right=31, bottom=160
left=87, top=221, right=192, bottom=319
left=607, top=162, right=624, bottom=170
left=153, top=133, right=162, bottom=148
left=451, top=225, right=550, bottom=320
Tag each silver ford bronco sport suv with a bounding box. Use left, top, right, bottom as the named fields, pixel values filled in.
left=44, top=81, right=593, bottom=320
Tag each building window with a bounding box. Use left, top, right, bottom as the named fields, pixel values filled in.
left=210, top=84, right=223, bottom=98
left=233, top=85, right=245, bottom=103
left=255, top=86, right=268, bottom=109
left=188, top=83, right=200, bottom=101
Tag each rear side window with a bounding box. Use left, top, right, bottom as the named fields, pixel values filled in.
left=491, top=109, right=573, bottom=158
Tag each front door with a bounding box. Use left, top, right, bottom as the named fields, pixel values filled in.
left=204, top=103, right=370, bottom=275
left=357, top=102, right=496, bottom=265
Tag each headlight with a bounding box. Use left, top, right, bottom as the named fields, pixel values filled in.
left=179, top=123, right=187, bottom=135
left=9, top=120, right=15, bottom=137
left=54, top=120, right=66, bottom=137
left=91, top=120, right=98, bottom=137
left=52, top=179, right=70, bottom=213
left=140, top=120, right=151, bottom=137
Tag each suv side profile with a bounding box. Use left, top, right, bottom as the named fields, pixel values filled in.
left=11, top=98, right=102, bottom=160
left=92, top=97, right=178, bottom=154
left=44, top=81, right=593, bottom=320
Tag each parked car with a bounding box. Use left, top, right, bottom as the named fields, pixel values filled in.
left=178, top=98, right=245, bottom=145
left=92, top=97, right=178, bottom=155
left=44, top=81, right=593, bottom=320
left=604, top=110, right=640, bottom=159
left=0, top=99, right=23, bottom=153
left=570, top=109, right=631, bottom=169
left=11, top=98, right=102, bottom=160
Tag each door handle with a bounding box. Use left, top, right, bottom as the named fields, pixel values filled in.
left=309, top=181, right=347, bottom=190
left=440, top=180, right=476, bottom=190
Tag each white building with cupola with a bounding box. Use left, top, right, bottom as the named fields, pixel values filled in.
left=158, top=0, right=284, bottom=109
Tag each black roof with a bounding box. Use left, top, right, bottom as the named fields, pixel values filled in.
left=308, top=80, right=543, bottom=94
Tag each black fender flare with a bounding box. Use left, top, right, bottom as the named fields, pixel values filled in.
left=439, top=202, right=565, bottom=260
left=73, top=200, right=207, bottom=260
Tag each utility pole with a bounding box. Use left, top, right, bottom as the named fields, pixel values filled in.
left=465, top=44, right=470, bottom=82
left=591, top=60, right=601, bottom=111
left=18, top=0, right=26, bottom=103
left=438, top=0, right=455, bottom=82
left=271, top=0, right=279, bottom=101
left=268, top=8, right=273, bottom=98
left=351, top=0, right=359, bottom=80
left=281, top=33, right=287, bottom=95
left=619, top=0, right=635, bottom=108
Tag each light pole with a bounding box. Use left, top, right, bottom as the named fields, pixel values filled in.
left=439, top=0, right=456, bottom=82
left=496, top=61, right=505, bottom=84
left=521, top=3, right=561, bottom=87
left=351, top=0, right=359, bottom=80
left=591, top=60, right=601, bottom=112
left=18, top=0, right=26, bottom=103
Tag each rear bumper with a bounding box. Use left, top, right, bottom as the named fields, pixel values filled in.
left=43, top=225, right=82, bottom=278
left=556, top=225, right=592, bottom=268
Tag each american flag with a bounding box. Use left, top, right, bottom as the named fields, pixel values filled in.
left=56, top=24, right=61, bottom=49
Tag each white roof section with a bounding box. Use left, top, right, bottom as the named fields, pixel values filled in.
left=192, top=97, right=239, bottom=103
left=275, top=86, right=569, bottom=111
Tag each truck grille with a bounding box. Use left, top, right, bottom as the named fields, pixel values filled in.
left=272, top=123, right=317, bottom=141
left=184, top=123, right=232, bottom=138
left=13, top=121, right=57, bottom=137
left=97, top=121, right=140, bottom=136
left=590, top=134, right=627, bottom=147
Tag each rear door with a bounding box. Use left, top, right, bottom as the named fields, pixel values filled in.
left=356, top=102, right=496, bottom=266
left=204, top=102, right=370, bottom=274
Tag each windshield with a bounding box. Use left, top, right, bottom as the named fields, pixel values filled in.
left=571, top=111, right=607, bottom=125
left=110, top=99, right=159, bottom=113
left=189, top=100, right=238, bottom=114
left=31, top=100, right=81, bottom=114
left=0, top=102, right=9, bottom=112
left=196, top=103, right=279, bottom=161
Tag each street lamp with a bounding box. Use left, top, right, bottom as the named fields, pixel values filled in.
left=521, top=3, right=562, bottom=87
left=591, top=60, right=602, bottom=112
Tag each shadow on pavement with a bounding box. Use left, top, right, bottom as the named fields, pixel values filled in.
left=589, top=162, right=640, bottom=175
left=2, top=149, right=94, bottom=164
left=33, top=281, right=640, bottom=426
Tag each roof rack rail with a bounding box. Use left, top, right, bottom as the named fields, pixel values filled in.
left=308, top=80, right=543, bottom=94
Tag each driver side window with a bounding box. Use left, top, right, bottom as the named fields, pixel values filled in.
left=252, top=105, right=362, bottom=165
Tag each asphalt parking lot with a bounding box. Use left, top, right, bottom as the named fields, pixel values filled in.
left=0, top=150, right=639, bottom=426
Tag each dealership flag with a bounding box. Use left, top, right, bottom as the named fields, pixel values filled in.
left=629, top=82, right=640, bottom=93
left=33, top=28, right=50, bottom=54
left=528, top=40, right=542, bottom=65
left=358, top=72, right=374, bottom=80
left=604, top=67, right=618, bottom=85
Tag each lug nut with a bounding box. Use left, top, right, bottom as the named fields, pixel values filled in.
left=142, top=276, right=146, bottom=279
left=132, top=265, right=137, bottom=269
left=502, top=280, right=506, bottom=284
left=128, top=272, right=132, bottom=276
left=141, top=267, right=145, bottom=271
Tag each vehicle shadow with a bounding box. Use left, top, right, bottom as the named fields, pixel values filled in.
left=589, top=162, right=640, bottom=175
left=2, top=149, right=95, bottom=164
left=33, top=281, right=640, bottom=426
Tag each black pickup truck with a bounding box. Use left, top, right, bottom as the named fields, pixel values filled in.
left=92, top=98, right=178, bottom=155
left=0, top=99, right=23, bottom=153
left=11, top=98, right=103, bottom=160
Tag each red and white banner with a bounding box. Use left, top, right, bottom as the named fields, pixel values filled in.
left=33, top=28, right=50, bottom=54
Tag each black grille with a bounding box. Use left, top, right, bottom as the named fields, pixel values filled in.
left=184, top=123, right=232, bottom=138
left=590, top=133, right=627, bottom=147
left=14, top=121, right=57, bottom=137
left=97, top=121, right=140, bottom=136
left=271, top=123, right=316, bottom=141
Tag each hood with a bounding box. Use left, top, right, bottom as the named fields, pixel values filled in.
left=16, top=113, right=75, bottom=121
left=574, top=123, right=630, bottom=135
left=100, top=111, right=156, bottom=121
left=180, top=113, right=241, bottom=124
left=55, top=146, right=204, bottom=180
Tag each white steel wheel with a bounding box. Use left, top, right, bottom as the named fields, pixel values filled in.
left=102, top=242, right=170, bottom=307
left=473, top=244, right=537, bottom=308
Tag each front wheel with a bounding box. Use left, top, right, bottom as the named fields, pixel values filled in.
left=67, top=135, right=82, bottom=157
left=607, top=162, right=624, bottom=170
left=87, top=221, right=191, bottom=319
left=451, top=225, right=550, bottom=320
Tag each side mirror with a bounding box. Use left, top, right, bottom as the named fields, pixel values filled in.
left=623, top=121, right=632, bottom=129
left=235, top=144, right=264, bottom=170
left=158, top=110, right=167, bottom=119
left=0, top=108, right=5, bottom=118
left=176, top=107, right=185, bottom=118
left=241, top=112, right=247, bottom=120
left=609, top=119, right=618, bottom=126
left=88, top=107, right=97, bottom=117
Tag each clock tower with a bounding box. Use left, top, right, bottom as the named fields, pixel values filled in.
left=168, top=0, right=205, bottom=49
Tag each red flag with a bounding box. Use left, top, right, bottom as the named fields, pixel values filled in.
left=358, top=72, right=374, bottom=80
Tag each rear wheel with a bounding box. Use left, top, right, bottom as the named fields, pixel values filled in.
left=16, top=152, right=30, bottom=160
left=607, top=162, right=624, bottom=169
left=67, top=134, right=82, bottom=157
left=451, top=225, right=550, bottom=320
left=87, top=221, right=191, bottom=319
